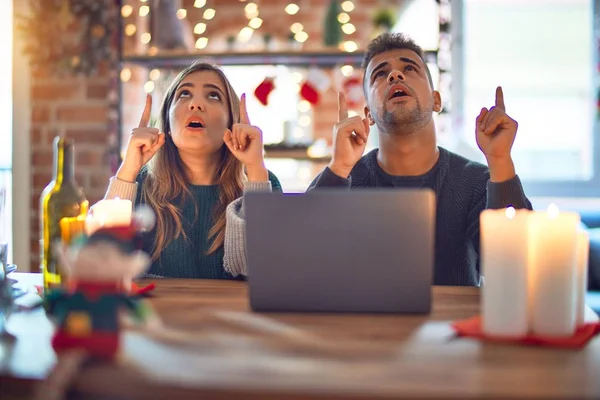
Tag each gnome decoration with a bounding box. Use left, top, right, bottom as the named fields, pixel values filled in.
left=300, top=68, right=332, bottom=105
left=43, top=219, right=153, bottom=360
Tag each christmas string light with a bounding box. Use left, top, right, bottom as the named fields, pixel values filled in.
left=248, top=17, right=263, bottom=29
left=334, top=0, right=355, bottom=51
left=195, top=37, right=208, bottom=49
left=121, top=5, right=133, bottom=18
left=340, top=65, right=354, bottom=76
left=244, top=2, right=258, bottom=19
left=244, top=2, right=258, bottom=14
left=139, top=5, right=149, bottom=17
left=203, top=8, right=216, bottom=20
left=290, top=22, right=304, bottom=34
left=140, top=32, right=151, bottom=44
left=337, top=12, right=350, bottom=24
left=294, top=31, right=308, bottom=43
left=120, top=68, right=131, bottom=82
left=149, top=69, right=160, bottom=80
left=238, top=27, right=254, bottom=42
left=144, top=81, right=155, bottom=93
left=341, top=23, right=355, bottom=34
left=297, top=100, right=311, bottom=112
left=341, top=1, right=355, bottom=12
left=194, top=23, right=207, bottom=34
left=342, top=41, right=357, bottom=52
left=124, top=24, right=136, bottom=36
left=285, top=3, right=299, bottom=15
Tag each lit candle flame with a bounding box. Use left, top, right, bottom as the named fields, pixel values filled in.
left=547, top=203, right=560, bottom=219
left=505, top=206, right=516, bottom=220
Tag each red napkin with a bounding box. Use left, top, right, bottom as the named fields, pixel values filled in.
left=452, top=315, right=600, bottom=349
left=131, top=282, right=156, bottom=296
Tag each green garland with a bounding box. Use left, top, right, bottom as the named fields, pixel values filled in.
left=373, top=8, right=396, bottom=30
left=16, top=0, right=116, bottom=77
left=323, top=0, right=343, bottom=47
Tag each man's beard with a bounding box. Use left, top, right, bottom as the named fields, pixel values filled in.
left=373, top=99, right=433, bottom=136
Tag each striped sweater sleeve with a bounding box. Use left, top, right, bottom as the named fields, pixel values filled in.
left=103, top=176, right=138, bottom=202
left=223, top=181, right=272, bottom=276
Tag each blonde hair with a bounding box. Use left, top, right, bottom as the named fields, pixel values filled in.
left=141, top=61, right=244, bottom=259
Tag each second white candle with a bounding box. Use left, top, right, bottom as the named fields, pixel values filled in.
left=529, top=204, right=580, bottom=337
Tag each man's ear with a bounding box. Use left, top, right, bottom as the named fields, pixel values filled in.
left=364, top=106, right=375, bottom=125
left=433, top=90, right=443, bottom=113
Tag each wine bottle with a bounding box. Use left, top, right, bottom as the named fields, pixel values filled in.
left=40, top=136, right=88, bottom=290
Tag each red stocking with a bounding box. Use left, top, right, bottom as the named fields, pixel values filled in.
left=299, top=68, right=331, bottom=105
left=254, top=77, right=275, bottom=106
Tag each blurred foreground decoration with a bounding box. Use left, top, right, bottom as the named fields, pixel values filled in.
left=44, top=219, right=153, bottom=360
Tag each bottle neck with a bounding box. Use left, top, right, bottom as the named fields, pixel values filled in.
left=53, top=138, right=75, bottom=184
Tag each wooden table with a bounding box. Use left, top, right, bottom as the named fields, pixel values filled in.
left=2, top=273, right=600, bottom=399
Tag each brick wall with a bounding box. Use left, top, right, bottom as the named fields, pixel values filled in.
left=27, top=0, right=119, bottom=271
left=29, top=74, right=119, bottom=271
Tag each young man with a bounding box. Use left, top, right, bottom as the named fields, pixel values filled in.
left=309, top=33, right=532, bottom=286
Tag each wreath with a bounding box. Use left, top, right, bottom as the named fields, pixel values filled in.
left=16, top=0, right=117, bottom=77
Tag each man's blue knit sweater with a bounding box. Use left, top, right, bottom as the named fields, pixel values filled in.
left=309, top=147, right=532, bottom=286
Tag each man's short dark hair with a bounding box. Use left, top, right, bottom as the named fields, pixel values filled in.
left=362, top=33, right=434, bottom=91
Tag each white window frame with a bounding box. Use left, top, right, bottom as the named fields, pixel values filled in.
left=12, top=0, right=31, bottom=269
left=452, top=0, right=600, bottom=198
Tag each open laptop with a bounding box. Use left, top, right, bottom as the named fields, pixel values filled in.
left=244, top=189, right=436, bottom=314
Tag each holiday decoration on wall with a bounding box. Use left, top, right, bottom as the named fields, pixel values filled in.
left=323, top=0, right=343, bottom=47
left=17, top=0, right=117, bottom=77
left=152, top=0, right=195, bottom=51
left=372, top=8, right=396, bottom=32
left=254, top=77, right=276, bottom=106
left=340, top=74, right=363, bottom=110
left=332, top=65, right=363, bottom=110
left=300, top=68, right=332, bottom=105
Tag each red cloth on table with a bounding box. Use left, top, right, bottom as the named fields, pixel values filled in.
left=452, top=315, right=600, bottom=349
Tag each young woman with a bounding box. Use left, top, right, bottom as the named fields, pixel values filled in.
left=102, top=61, right=281, bottom=279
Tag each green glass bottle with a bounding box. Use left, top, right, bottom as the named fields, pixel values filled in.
left=40, top=136, right=88, bottom=290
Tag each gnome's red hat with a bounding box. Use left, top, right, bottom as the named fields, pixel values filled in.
left=84, top=204, right=155, bottom=254
left=85, top=224, right=144, bottom=255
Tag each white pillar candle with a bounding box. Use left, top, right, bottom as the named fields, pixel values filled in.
left=87, top=199, right=133, bottom=234
left=480, top=207, right=530, bottom=337
left=529, top=204, right=580, bottom=337
left=576, top=229, right=590, bottom=327
left=84, top=214, right=101, bottom=236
